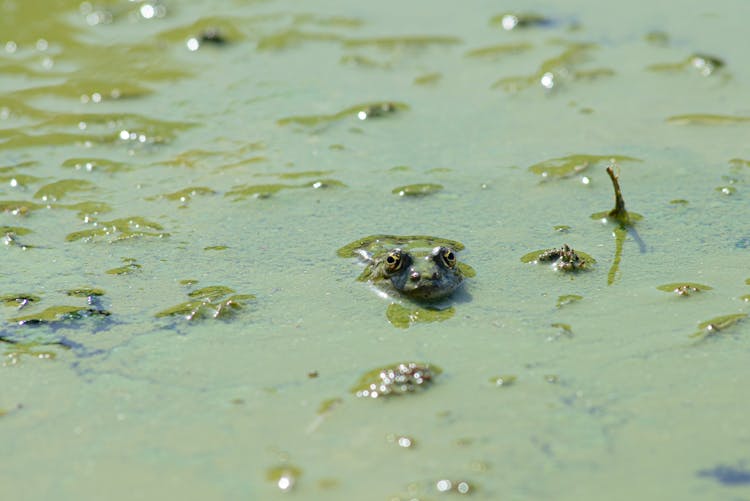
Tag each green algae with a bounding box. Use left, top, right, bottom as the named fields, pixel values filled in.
left=666, top=114, right=750, bottom=125
left=277, top=101, right=408, bottom=127
left=392, top=183, right=444, bottom=197
left=156, top=16, right=247, bottom=45
left=340, top=54, right=390, bottom=68
left=0, top=174, right=43, bottom=188
left=0, top=200, right=44, bottom=215
left=266, top=464, right=302, bottom=492
left=556, top=294, right=583, bottom=308
left=33, top=179, right=97, bottom=201
left=0, top=226, right=32, bottom=236
left=66, top=288, right=105, bottom=298
left=1, top=294, right=41, bottom=308
left=690, top=313, right=747, bottom=340
left=529, top=154, right=641, bottom=180
left=729, top=158, right=750, bottom=169
left=317, top=397, right=343, bottom=415
left=204, top=246, right=228, bottom=251
left=155, top=286, right=255, bottom=321
left=343, top=35, right=461, bottom=50
left=61, top=158, right=131, bottom=174
left=656, top=283, right=713, bottom=296
left=66, top=217, right=168, bottom=242
left=106, top=258, right=141, bottom=275
left=257, top=30, right=343, bottom=51
left=413, top=72, right=442, bottom=86
left=2, top=342, right=59, bottom=364
left=386, top=303, right=455, bottom=329
left=225, top=179, right=345, bottom=201
left=492, top=42, right=603, bottom=91
left=551, top=322, right=574, bottom=339
left=465, top=42, right=533, bottom=59
left=10, top=305, right=110, bottom=326
left=521, top=246, right=595, bottom=271
left=490, top=12, right=551, bottom=30
left=554, top=225, right=571, bottom=233
left=647, top=54, right=725, bottom=76
left=351, top=362, right=441, bottom=398
left=489, top=375, right=517, bottom=387
left=56, top=201, right=112, bottom=218
left=161, top=187, right=216, bottom=202
left=337, top=234, right=465, bottom=258
left=644, top=31, right=670, bottom=46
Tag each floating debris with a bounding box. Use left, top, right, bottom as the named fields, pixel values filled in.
left=521, top=244, right=595, bottom=272
left=352, top=362, right=441, bottom=399
left=656, top=282, right=712, bottom=296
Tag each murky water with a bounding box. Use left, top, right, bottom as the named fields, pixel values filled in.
left=2, top=0, right=749, bottom=499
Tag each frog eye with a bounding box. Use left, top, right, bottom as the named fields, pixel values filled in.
left=385, top=249, right=404, bottom=273
left=440, top=248, right=457, bottom=268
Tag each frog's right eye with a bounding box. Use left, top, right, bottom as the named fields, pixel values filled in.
left=385, top=249, right=404, bottom=273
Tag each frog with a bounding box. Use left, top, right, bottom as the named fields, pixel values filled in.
left=337, top=235, right=473, bottom=302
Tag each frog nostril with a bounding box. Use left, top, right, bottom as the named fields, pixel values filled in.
left=410, top=272, right=421, bottom=282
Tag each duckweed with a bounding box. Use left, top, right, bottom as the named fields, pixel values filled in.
left=392, top=183, right=444, bottom=197
left=690, top=313, right=747, bottom=340
left=528, top=154, right=640, bottom=180
left=66, top=217, right=168, bottom=242
left=351, top=362, right=441, bottom=399
left=656, top=283, right=713, bottom=296
left=386, top=303, right=456, bottom=329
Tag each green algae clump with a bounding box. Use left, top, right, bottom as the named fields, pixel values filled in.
left=556, top=294, right=583, bottom=308
left=489, top=374, right=517, bottom=387
left=666, top=114, right=750, bottom=125
left=690, top=313, right=747, bottom=341
left=277, top=101, right=408, bottom=127
left=11, top=305, right=110, bottom=326
left=155, top=286, right=255, bottom=321
left=392, top=183, right=444, bottom=197
left=351, top=362, right=441, bottom=399
left=656, top=282, right=713, bottom=296
left=386, top=303, right=455, bottom=329
left=528, top=154, right=640, bottom=180
left=66, top=217, right=168, bottom=242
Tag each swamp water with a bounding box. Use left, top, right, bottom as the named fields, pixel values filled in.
left=1, top=0, right=749, bottom=499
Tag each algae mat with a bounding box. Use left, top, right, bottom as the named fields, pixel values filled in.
left=1, top=0, right=749, bottom=499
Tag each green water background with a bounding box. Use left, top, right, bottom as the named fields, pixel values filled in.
left=1, top=0, right=749, bottom=499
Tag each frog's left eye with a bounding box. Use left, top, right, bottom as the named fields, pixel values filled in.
left=439, top=248, right=457, bottom=268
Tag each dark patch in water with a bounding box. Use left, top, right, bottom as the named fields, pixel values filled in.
left=697, top=463, right=750, bottom=486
